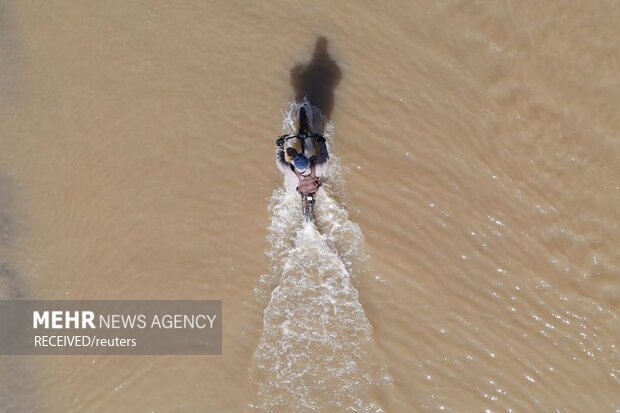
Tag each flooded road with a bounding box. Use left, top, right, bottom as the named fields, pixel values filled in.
left=0, top=1, right=619, bottom=412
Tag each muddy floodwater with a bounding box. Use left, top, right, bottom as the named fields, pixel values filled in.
left=1, top=1, right=619, bottom=412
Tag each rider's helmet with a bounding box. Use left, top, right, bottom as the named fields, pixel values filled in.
left=293, top=154, right=309, bottom=171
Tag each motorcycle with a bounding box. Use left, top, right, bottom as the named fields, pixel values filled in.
left=281, top=106, right=325, bottom=223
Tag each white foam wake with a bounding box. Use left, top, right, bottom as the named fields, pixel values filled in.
left=252, top=102, right=387, bottom=412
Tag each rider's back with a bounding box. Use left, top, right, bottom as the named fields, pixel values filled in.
left=276, top=138, right=329, bottom=193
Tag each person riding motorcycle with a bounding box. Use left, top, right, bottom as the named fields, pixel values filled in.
left=275, top=134, right=328, bottom=194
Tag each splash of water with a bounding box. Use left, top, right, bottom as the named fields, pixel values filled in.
left=252, top=102, right=388, bottom=412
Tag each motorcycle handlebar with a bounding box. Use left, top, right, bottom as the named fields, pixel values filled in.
left=281, top=133, right=324, bottom=142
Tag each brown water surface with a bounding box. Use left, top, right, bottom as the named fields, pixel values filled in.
left=1, top=1, right=619, bottom=412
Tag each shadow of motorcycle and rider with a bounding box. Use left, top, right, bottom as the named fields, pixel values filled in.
left=290, top=36, right=342, bottom=130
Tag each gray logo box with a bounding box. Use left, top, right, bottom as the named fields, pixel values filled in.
left=0, top=300, right=222, bottom=355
